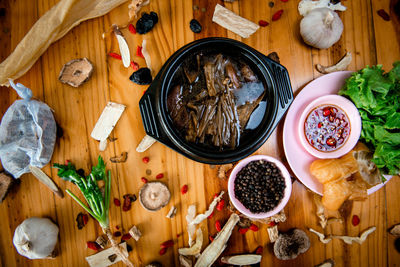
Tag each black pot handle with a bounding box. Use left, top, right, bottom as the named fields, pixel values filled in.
left=261, top=56, right=294, bottom=128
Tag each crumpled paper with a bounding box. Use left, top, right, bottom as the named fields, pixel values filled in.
left=0, top=0, right=128, bottom=86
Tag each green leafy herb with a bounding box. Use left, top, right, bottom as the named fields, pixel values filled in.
left=339, top=61, right=400, bottom=176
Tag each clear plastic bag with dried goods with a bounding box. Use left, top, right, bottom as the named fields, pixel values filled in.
left=0, top=80, right=56, bottom=178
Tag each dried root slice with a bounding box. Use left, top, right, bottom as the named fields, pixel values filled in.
left=142, top=39, right=152, bottom=76
left=136, top=135, right=157, bottom=152
left=221, top=254, right=262, bottom=265
left=298, top=0, right=346, bottom=16
left=309, top=228, right=332, bottom=244
left=179, top=228, right=203, bottom=256
left=110, top=152, right=128, bottom=163
left=166, top=206, right=177, bottom=219
left=129, top=225, right=142, bottom=241
left=189, top=191, right=224, bottom=225
left=128, top=0, right=150, bottom=20
left=194, top=213, right=240, bottom=267
left=218, top=164, right=233, bottom=179
left=29, top=166, right=64, bottom=198
left=273, top=229, right=310, bottom=260
left=332, top=227, right=376, bottom=244
left=0, top=172, right=14, bottom=203
left=315, top=259, right=335, bottom=267
left=112, top=25, right=130, bottom=68
left=96, top=235, right=108, bottom=249
left=212, top=4, right=259, bottom=38
left=314, top=194, right=327, bottom=229
left=316, top=52, right=352, bottom=74
left=390, top=224, right=400, bottom=237
left=58, top=58, right=93, bottom=87
left=179, top=255, right=193, bottom=267
left=85, top=242, right=128, bottom=267
left=186, top=205, right=197, bottom=247
left=267, top=225, right=279, bottom=243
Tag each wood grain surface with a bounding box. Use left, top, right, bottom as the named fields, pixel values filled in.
left=0, top=0, right=400, bottom=266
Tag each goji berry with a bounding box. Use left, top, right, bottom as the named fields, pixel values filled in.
left=281, top=0, right=288, bottom=2
left=141, top=177, right=148, bottom=183
left=142, top=156, right=149, bottom=163
left=272, top=10, right=284, bottom=21
left=160, top=240, right=174, bottom=248
left=131, top=61, right=139, bottom=71
left=208, top=211, right=214, bottom=219
left=114, top=198, right=121, bottom=206
left=250, top=224, right=259, bottom=232
left=215, top=220, right=222, bottom=232
left=122, top=194, right=136, bottom=211
left=113, top=231, right=121, bottom=237
left=108, top=53, right=122, bottom=60
left=213, top=193, right=219, bottom=199
left=209, top=235, right=215, bottom=242
left=377, top=9, right=390, bottom=21
left=239, top=228, right=249, bottom=234
left=181, top=184, right=188, bottom=194
left=87, top=241, right=101, bottom=251
left=82, top=214, right=88, bottom=225
left=352, top=215, right=360, bottom=226
left=137, top=46, right=144, bottom=58
left=258, top=20, right=269, bottom=27
left=128, top=24, right=137, bottom=34
left=177, top=233, right=181, bottom=238
left=115, top=225, right=120, bottom=230
left=255, top=246, right=263, bottom=255
left=216, top=199, right=225, bottom=211
left=159, top=247, right=167, bottom=255
left=156, top=173, right=164, bottom=179
left=121, top=233, right=131, bottom=241
left=268, top=221, right=277, bottom=227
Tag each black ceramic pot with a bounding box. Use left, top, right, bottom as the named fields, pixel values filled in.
left=139, top=37, right=293, bottom=164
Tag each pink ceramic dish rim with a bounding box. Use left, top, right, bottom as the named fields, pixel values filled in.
left=298, top=94, right=362, bottom=159
left=228, top=155, right=292, bottom=219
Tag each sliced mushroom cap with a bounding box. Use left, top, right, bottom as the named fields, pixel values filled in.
left=58, top=58, right=94, bottom=87
left=273, top=229, right=310, bottom=260
left=139, top=182, right=171, bottom=211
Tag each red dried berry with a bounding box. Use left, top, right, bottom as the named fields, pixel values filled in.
left=142, top=156, right=149, bottom=163
left=108, top=52, right=122, bottom=60
left=87, top=241, right=101, bottom=251
left=121, top=233, right=131, bottom=241
left=239, top=228, right=249, bottom=234
left=159, top=247, right=167, bottom=255
left=250, top=224, right=259, bottom=232
left=160, top=240, right=174, bottom=248
left=216, top=199, right=225, bottom=211
left=122, top=194, right=136, bottom=212
left=181, top=184, right=188, bottom=194
left=258, top=20, right=269, bottom=27
left=272, top=9, right=284, bottom=21
left=82, top=214, right=88, bottom=225
left=268, top=221, right=277, bottom=227
left=215, top=220, right=222, bottom=232
left=352, top=215, right=360, bottom=226
left=130, top=61, right=139, bottom=71
left=213, top=193, right=219, bottom=199
left=128, top=23, right=137, bottom=34
left=116, top=225, right=120, bottom=230
left=65, top=159, right=71, bottom=165
left=156, top=173, right=164, bottom=179
left=281, top=0, right=288, bottom=2
left=209, top=235, right=215, bottom=242
left=113, top=231, right=121, bottom=237
left=177, top=233, right=181, bottom=238
left=255, top=246, right=263, bottom=255
left=113, top=198, right=121, bottom=206
left=377, top=9, right=390, bottom=21
left=137, top=46, right=144, bottom=58
left=141, top=177, right=148, bottom=183
left=208, top=211, right=214, bottom=219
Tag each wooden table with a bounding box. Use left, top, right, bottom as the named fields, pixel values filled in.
left=1, top=0, right=399, bottom=266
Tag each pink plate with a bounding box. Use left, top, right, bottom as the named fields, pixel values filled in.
left=283, top=71, right=391, bottom=195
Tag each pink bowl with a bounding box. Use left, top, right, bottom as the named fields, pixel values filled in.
left=298, top=95, right=361, bottom=159
left=228, top=155, right=292, bottom=219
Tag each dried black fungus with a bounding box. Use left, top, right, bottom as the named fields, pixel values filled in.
left=268, top=1, right=275, bottom=8
left=136, top=11, right=159, bottom=34
left=190, top=19, right=202, bottom=33
left=129, top=68, right=152, bottom=85
left=108, top=254, right=117, bottom=262
left=395, top=238, right=400, bottom=253
left=234, top=160, right=286, bottom=213
left=274, top=229, right=310, bottom=260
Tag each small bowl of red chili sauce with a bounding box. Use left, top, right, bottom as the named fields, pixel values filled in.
left=298, top=95, right=361, bottom=159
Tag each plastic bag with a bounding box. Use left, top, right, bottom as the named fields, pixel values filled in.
left=0, top=80, right=56, bottom=178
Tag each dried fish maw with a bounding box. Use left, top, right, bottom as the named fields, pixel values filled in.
left=322, top=178, right=351, bottom=211
left=0, top=0, right=128, bottom=86
left=347, top=173, right=367, bottom=201
left=310, top=152, right=358, bottom=184
left=352, top=150, right=382, bottom=187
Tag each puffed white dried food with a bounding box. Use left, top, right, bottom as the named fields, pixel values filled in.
left=316, top=52, right=352, bottom=74
left=298, top=0, right=346, bottom=16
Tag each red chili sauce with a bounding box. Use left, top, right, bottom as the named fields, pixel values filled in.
left=304, top=105, right=350, bottom=152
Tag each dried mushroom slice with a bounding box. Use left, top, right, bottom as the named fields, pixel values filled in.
left=139, top=181, right=171, bottom=211
left=273, top=229, right=310, bottom=260
left=58, top=58, right=93, bottom=87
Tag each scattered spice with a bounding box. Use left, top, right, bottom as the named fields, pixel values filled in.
left=142, top=156, right=149, bottom=163
left=128, top=24, right=136, bottom=34
left=76, top=212, right=89, bottom=229
left=215, top=220, right=222, bottom=232
left=269, top=1, right=275, bottom=8
left=238, top=217, right=252, bottom=229
left=121, top=233, right=131, bottom=241
left=190, top=19, right=202, bottom=33
left=159, top=247, right=167, bottom=255
left=110, top=152, right=128, bottom=163
left=193, top=5, right=199, bottom=11
left=352, top=215, right=360, bottom=226
left=258, top=20, right=269, bottom=27
left=255, top=246, right=263, bottom=255
left=160, top=240, right=174, bottom=248
left=216, top=199, right=225, bottom=211
left=166, top=206, right=177, bottom=218
left=130, top=61, right=139, bottom=71
left=128, top=0, right=150, bottom=20
left=141, top=177, right=148, bottom=183
left=87, top=241, right=101, bottom=251
left=201, top=7, right=206, bottom=12
left=113, top=231, right=121, bottom=237
left=156, top=173, right=164, bottom=179
left=218, top=164, right=233, bottom=179
left=272, top=10, right=284, bottom=21
left=136, top=46, right=144, bottom=58
left=377, top=9, right=390, bottom=21
left=239, top=228, right=249, bottom=234
left=181, top=184, right=188, bottom=194
left=114, top=198, right=121, bottom=206
left=95, top=235, right=108, bottom=249
left=129, top=225, right=142, bottom=241
left=108, top=254, right=117, bottom=262
left=146, top=169, right=152, bottom=175
left=123, top=194, right=137, bottom=211
left=250, top=224, right=259, bottom=232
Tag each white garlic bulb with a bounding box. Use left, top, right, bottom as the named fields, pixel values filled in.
left=300, top=8, right=344, bottom=49
left=13, top=217, right=59, bottom=259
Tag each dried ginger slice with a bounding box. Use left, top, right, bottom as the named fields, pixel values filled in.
left=309, top=227, right=376, bottom=245
left=178, top=228, right=203, bottom=256
left=186, top=205, right=197, bottom=247
left=142, top=39, right=152, bottom=75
